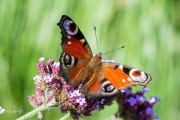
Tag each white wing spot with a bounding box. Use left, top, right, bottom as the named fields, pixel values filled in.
left=122, top=79, right=126, bottom=83
left=119, top=65, right=123, bottom=70
left=127, top=77, right=132, bottom=82
left=67, top=35, right=71, bottom=39
left=68, top=41, right=71, bottom=44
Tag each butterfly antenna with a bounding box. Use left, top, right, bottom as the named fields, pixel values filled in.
left=102, top=46, right=125, bottom=56
left=94, top=27, right=100, bottom=53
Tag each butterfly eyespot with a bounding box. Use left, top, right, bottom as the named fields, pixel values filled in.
left=63, top=54, right=71, bottom=67
left=61, top=52, right=78, bottom=68
left=129, top=69, right=147, bottom=82
left=63, top=19, right=78, bottom=35
left=102, top=84, right=115, bottom=92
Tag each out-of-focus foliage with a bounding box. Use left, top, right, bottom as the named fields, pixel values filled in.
left=0, top=0, right=179, bottom=120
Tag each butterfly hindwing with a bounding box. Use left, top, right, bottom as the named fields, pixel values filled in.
left=80, top=61, right=152, bottom=98
left=102, top=63, right=152, bottom=89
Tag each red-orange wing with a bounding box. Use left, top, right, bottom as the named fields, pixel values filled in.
left=57, top=15, right=92, bottom=59
left=102, top=63, right=152, bottom=89
left=57, top=15, right=93, bottom=87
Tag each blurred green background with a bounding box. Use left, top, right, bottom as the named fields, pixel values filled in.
left=0, top=0, right=180, bottom=120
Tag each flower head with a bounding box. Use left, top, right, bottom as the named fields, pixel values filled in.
left=116, top=87, right=160, bottom=120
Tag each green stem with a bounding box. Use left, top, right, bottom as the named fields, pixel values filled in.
left=59, top=112, right=70, bottom=120
left=16, top=101, right=59, bottom=120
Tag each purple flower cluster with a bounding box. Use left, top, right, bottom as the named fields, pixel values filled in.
left=29, top=57, right=110, bottom=119
left=59, top=78, right=101, bottom=119
left=116, top=87, right=160, bottom=120
left=28, top=57, right=61, bottom=108
left=28, top=57, right=160, bottom=120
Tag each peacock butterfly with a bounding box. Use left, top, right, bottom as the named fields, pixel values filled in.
left=57, top=15, right=151, bottom=98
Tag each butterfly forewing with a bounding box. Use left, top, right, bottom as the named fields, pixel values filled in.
left=57, top=15, right=92, bottom=59
left=58, top=15, right=94, bottom=87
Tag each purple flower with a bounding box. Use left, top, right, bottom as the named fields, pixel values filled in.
left=120, top=90, right=125, bottom=93
left=142, top=87, right=150, bottom=92
left=37, top=57, right=45, bottom=73
left=76, top=96, right=86, bottom=106
left=44, top=75, right=53, bottom=83
left=33, top=75, right=41, bottom=82
left=53, top=62, right=60, bottom=67
left=136, top=95, right=144, bottom=102
left=145, top=107, right=154, bottom=115
left=39, top=57, right=44, bottom=62
left=95, top=104, right=100, bottom=111
left=127, top=97, right=137, bottom=106
left=125, top=88, right=132, bottom=95
left=36, top=87, right=44, bottom=96
left=48, top=59, right=54, bottom=67
left=155, top=97, right=161, bottom=102
left=148, top=97, right=161, bottom=104
left=47, top=91, right=53, bottom=102
left=48, top=82, right=60, bottom=90
left=52, top=62, right=60, bottom=74
left=116, top=87, right=160, bottom=120
left=100, top=99, right=105, bottom=104
left=68, top=90, right=82, bottom=98
left=155, top=115, right=160, bottom=120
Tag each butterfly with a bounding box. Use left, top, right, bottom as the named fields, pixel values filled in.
left=57, top=15, right=152, bottom=98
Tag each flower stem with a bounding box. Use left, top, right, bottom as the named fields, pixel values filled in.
left=16, top=101, right=58, bottom=120
left=59, top=112, right=70, bottom=120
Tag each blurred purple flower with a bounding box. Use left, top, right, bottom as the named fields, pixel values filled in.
left=148, top=97, right=161, bottom=104
left=33, top=75, right=41, bottom=82
left=136, top=95, right=144, bottom=102
left=146, top=107, right=154, bottom=115
left=39, top=57, right=44, bottom=62
left=52, top=62, right=60, bottom=74
left=76, top=96, right=86, bottom=106
left=155, top=115, right=160, bottom=120
left=100, top=99, right=105, bottom=104
left=44, top=75, right=53, bottom=83
left=125, top=88, right=132, bottom=95
left=127, top=97, right=137, bottom=106
left=48, top=59, right=54, bottom=67
left=116, top=87, right=160, bottom=120
left=37, top=57, right=45, bottom=73
left=142, top=87, right=150, bottom=92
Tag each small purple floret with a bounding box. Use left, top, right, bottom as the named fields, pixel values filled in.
left=125, top=88, right=132, bottom=95
left=142, top=87, right=150, bottom=92
left=145, top=107, right=154, bottom=115
left=127, top=97, right=137, bottom=106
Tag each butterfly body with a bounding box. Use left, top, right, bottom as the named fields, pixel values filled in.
left=57, top=15, right=152, bottom=98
